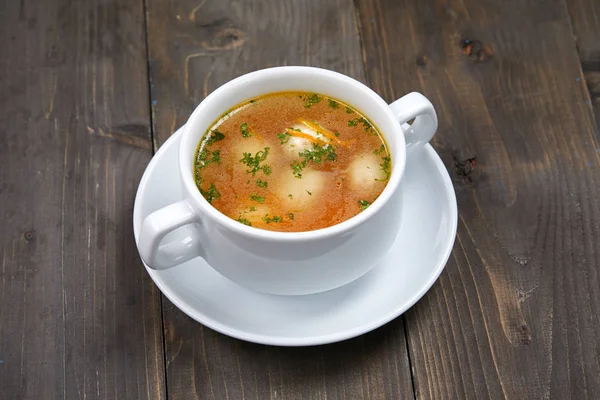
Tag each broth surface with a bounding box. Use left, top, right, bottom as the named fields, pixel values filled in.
left=193, top=92, right=391, bottom=232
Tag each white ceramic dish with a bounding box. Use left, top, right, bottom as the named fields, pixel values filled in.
left=137, top=67, right=438, bottom=295
left=133, top=126, right=457, bottom=346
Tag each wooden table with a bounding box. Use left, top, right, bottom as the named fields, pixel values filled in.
left=1, top=0, right=599, bottom=398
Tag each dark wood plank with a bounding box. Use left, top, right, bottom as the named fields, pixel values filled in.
left=164, top=303, right=412, bottom=400
left=566, top=0, right=600, bottom=131
left=355, top=0, right=600, bottom=398
left=145, top=0, right=414, bottom=398
left=0, top=0, right=165, bottom=398
left=146, top=0, right=365, bottom=147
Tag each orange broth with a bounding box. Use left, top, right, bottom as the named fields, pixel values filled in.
left=193, top=92, right=391, bottom=232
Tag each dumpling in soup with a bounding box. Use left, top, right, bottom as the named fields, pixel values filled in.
left=277, top=169, right=325, bottom=210
left=233, top=137, right=268, bottom=159
left=348, top=153, right=387, bottom=191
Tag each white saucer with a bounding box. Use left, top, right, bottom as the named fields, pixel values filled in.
left=133, top=126, right=457, bottom=346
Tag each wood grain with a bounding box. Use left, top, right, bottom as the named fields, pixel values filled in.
left=0, top=0, right=165, bottom=398
left=164, top=302, right=412, bottom=400
left=355, top=0, right=600, bottom=398
left=145, top=0, right=414, bottom=398
left=566, top=0, right=600, bottom=130
left=145, top=0, right=365, bottom=146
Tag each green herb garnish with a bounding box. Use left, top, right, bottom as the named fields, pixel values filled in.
left=304, top=93, right=321, bottom=108
left=211, top=150, right=221, bottom=164
left=291, top=160, right=304, bottom=179
left=298, top=143, right=337, bottom=164
left=196, top=148, right=208, bottom=163
left=249, top=206, right=256, bottom=212
left=334, top=131, right=340, bottom=137
left=345, top=107, right=353, bottom=114
left=380, top=155, right=391, bottom=180
left=358, top=200, right=370, bottom=210
left=289, top=143, right=337, bottom=178
left=237, top=217, right=252, bottom=226
left=262, top=215, right=283, bottom=224
left=327, top=99, right=339, bottom=108
left=348, top=117, right=375, bottom=132
left=250, top=193, right=265, bottom=204
left=256, top=179, right=268, bottom=188
left=288, top=213, right=295, bottom=220
left=374, top=144, right=385, bottom=155
left=200, top=183, right=221, bottom=204
left=206, top=130, right=225, bottom=145
left=358, top=117, right=374, bottom=132
left=240, top=122, right=252, bottom=138
left=195, top=149, right=221, bottom=169
left=240, top=147, right=271, bottom=176
left=277, top=132, right=291, bottom=144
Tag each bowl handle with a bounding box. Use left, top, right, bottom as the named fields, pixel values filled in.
left=389, top=92, right=438, bottom=156
left=138, top=199, right=204, bottom=270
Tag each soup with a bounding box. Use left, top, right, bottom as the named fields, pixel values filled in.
left=193, top=92, right=391, bottom=232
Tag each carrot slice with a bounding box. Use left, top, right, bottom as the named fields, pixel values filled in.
left=298, top=119, right=342, bottom=144
left=285, top=128, right=326, bottom=145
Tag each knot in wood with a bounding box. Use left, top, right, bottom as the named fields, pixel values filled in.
left=23, top=229, right=35, bottom=242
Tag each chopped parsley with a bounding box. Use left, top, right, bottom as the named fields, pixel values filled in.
left=250, top=193, right=265, bottom=204
left=206, top=129, right=225, bottom=145
left=256, top=179, right=268, bottom=188
left=374, top=144, right=385, bottom=155
left=211, top=150, right=221, bottom=164
left=249, top=99, right=256, bottom=104
left=195, top=148, right=221, bottom=169
left=358, top=200, right=371, bottom=210
left=288, top=194, right=293, bottom=199
left=349, top=117, right=375, bottom=133
left=249, top=206, right=256, bottom=212
left=334, top=131, right=340, bottom=137
left=288, top=213, right=295, bottom=220
left=358, top=117, right=374, bottom=132
left=262, top=215, right=283, bottom=224
left=240, top=122, right=252, bottom=138
left=240, top=147, right=271, bottom=176
left=299, top=143, right=337, bottom=163
left=327, top=99, right=339, bottom=108
left=200, top=183, right=221, bottom=204
left=380, top=155, right=391, bottom=180
left=290, top=142, right=337, bottom=178
left=291, top=160, right=304, bottom=178
left=277, top=132, right=291, bottom=144
left=304, top=93, right=321, bottom=108
left=346, top=107, right=353, bottom=114
left=237, top=217, right=252, bottom=226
